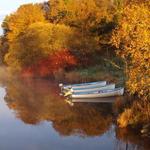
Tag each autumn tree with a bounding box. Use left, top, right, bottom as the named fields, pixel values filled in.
left=4, top=22, right=76, bottom=75
left=0, top=36, right=9, bottom=64
left=0, top=37, right=2, bottom=64
left=111, top=2, right=150, bottom=99
left=2, top=3, right=46, bottom=42
left=48, top=0, right=112, bottom=34
left=47, top=0, right=116, bottom=63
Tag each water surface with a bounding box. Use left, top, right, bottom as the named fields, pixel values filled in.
left=0, top=78, right=149, bottom=150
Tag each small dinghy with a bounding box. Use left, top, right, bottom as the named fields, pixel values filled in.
left=70, top=88, right=124, bottom=99
left=64, top=84, right=115, bottom=97
left=59, top=81, right=106, bottom=90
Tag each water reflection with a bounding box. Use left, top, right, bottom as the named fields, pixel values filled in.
left=4, top=79, right=113, bottom=136
left=0, top=77, right=150, bottom=150
left=116, top=128, right=150, bottom=150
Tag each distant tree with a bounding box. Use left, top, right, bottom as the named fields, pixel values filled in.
left=2, top=4, right=45, bottom=42
left=48, top=0, right=112, bottom=33
left=47, top=0, right=115, bottom=60
left=0, top=36, right=9, bottom=64
left=4, top=22, right=76, bottom=73
left=0, top=38, right=2, bottom=64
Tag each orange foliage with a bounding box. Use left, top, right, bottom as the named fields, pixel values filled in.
left=21, top=49, right=77, bottom=78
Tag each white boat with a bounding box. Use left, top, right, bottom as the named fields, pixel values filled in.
left=72, top=83, right=115, bottom=93
left=60, top=81, right=107, bottom=90
left=59, top=81, right=106, bottom=89
left=64, top=84, right=115, bottom=97
left=70, top=88, right=124, bottom=99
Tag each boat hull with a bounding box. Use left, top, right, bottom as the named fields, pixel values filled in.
left=71, top=88, right=124, bottom=99
left=72, top=84, right=115, bottom=93
left=61, top=81, right=107, bottom=90
left=64, top=84, right=115, bottom=97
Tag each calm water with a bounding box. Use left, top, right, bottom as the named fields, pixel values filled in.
left=0, top=78, right=149, bottom=150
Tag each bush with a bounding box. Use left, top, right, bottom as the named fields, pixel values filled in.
left=118, top=99, right=150, bottom=128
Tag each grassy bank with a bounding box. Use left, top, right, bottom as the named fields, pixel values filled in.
left=54, top=57, right=125, bottom=87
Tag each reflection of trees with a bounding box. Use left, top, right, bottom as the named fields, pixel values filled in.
left=53, top=104, right=112, bottom=136
left=115, top=128, right=150, bottom=150
left=4, top=78, right=113, bottom=137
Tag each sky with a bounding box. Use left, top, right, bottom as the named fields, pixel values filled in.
left=0, top=0, right=46, bottom=34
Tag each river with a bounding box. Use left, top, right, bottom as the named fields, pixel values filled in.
left=0, top=78, right=149, bottom=150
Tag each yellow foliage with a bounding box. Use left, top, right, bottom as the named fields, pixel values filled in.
left=118, top=99, right=150, bottom=127
left=48, top=0, right=112, bottom=32
left=4, top=22, right=74, bottom=68
left=3, top=4, right=45, bottom=42
left=111, top=2, right=150, bottom=99
left=117, top=108, right=132, bottom=128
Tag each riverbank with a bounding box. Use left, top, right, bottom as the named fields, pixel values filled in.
left=55, top=66, right=124, bottom=85
left=54, top=56, right=125, bottom=87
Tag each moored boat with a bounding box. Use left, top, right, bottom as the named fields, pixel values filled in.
left=70, top=88, right=124, bottom=99
left=59, top=81, right=106, bottom=90
left=64, top=84, right=115, bottom=97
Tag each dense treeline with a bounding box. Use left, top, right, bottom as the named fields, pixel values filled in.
left=0, top=0, right=150, bottom=130
left=1, top=0, right=119, bottom=75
